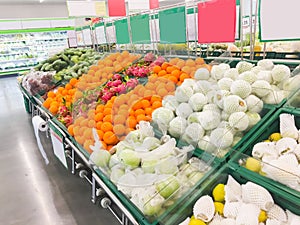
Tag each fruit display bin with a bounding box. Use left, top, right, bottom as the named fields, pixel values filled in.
left=228, top=107, right=300, bottom=199
left=165, top=164, right=300, bottom=225
left=153, top=104, right=276, bottom=165
left=92, top=150, right=222, bottom=225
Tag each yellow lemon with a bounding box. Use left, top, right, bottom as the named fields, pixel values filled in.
left=245, top=157, right=261, bottom=172
left=214, top=202, right=224, bottom=215
left=264, top=139, right=271, bottom=142
left=212, top=183, right=225, bottom=202
left=258, top=210, right=267, bottom=223
left=269, top=132, right=282, bottom=141
left=188, top=218, right=206, bottom=225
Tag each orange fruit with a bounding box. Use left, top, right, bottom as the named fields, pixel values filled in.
left=166, top=66, right=175, bottom=74
left=103, top=115, right=112, bottom=123
left=75, top=135, right=85, bottom=145
left=83, top=140, right=94, bottom=154
left=145, top=107, right=153, bottom=115
left=67, top=124, right=74, bottom=136
left=157, top=88, right=168, bottom=98
left=185, top=59, right=196, bottom=67
left=47, top=91, right=55, bottom=98
left=96, top=121, right=103, bottom=130
left=96, top=104, right=105, bottom=113
left=57, top=87, right=64, bottom=93
left=95, top=113, right=104, bottom=122
left=103, top=107, right=112, bottom=116
left=176, top=60, right=185, bottom=68
left=43, top=100, right=51, bottom=109
left=74, top=116, right=85, bottom=125
left=168, top=75, right=178, bottom=84
left=88, top=120, right=96, bottom=128
left=171, top=69, right=181, bottom=78
left=152, top=101, right=162, bottom=109
left=180, top=73, right=190, bottom=82
left=103, top=131, right=118, bottom=145
left=166, top=82, right=176, bottom=92
left=132, top=101, right=143, bottom=111
left=49, top=105, right=58, bottom=115
left=158, top=70, right=167, bottom=77
left=69, top=78, right=78, bottom=86
left=65, top=83, right=72, bottom=90
left=126, top=116, right=137, bottom=129
left=80, top=119, right=89, bottom=127
left=134, top=109, right=145, bottom=117
left=136, top=114, right=148, bottom=123
left=161, top=62, right=170, bottom=70
left=151, top=95, right=161, bottom=103
left=153, top=65, right=161, bottom=74
left=141, top=99, right=151, bottom=109
left=113, top=124, right=126, bottom=136
left=181, top=66, right=191, bottom=75
left=101, top=122, right=113, bottom=132
left=113, top=114, right=126, bottom=125
left=96, top=129, right=104, bottom=140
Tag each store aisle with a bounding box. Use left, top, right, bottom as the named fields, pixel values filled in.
left=0, top=77, right=119, bottom=225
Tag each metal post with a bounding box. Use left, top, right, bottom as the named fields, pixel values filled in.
left=240, top=0, right=244, bottom=60
left=71, top=148, right=75, bottom=174
left=91, top=175, right=96, bottom=203
left=251, top=0, right=259, bottom=60
left=185, top=3, right=190, bottom=57
left=249, top=0, right=253, bottom=60
left=263, top=43, right=267, bottom=59
left=193, top=1, right=198, bottom=56
left=127, top=14, right=134, bottom=53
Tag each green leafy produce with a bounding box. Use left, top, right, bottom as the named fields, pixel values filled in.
left=34, top=48, right=103, bottom=82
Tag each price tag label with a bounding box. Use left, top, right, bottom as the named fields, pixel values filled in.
left=50, top=128, right=68, bottom=169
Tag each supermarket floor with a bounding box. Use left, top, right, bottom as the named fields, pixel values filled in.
left=0, top=76, right=119, bottom=225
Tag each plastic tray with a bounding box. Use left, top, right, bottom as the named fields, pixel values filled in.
left=229, top=107, right=300, bottom=199
left=165, top=164, right=300, bottom=225
left=93, top=150, right=221, bottom=225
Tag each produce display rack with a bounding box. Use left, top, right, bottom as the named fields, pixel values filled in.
left=20, top=84, right=143, bottom=225
left=165, top=164, right=300, bottom=224
left=228, top=107, right=300, bottom=199
left=18, top=53, right=300, bottom=225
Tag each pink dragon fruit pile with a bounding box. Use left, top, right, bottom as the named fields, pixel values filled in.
left=125, top=53, right=165, bottom=78
left=100, top=74, right=139, bottom=103
left=57, top=105, right=73, bottom=127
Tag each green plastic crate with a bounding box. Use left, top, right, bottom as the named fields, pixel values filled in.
left=165, top=164, right=300, bottom=225
left=229, top=107, right=300, bottom=199
left=93, top=150, right=221, bottom=225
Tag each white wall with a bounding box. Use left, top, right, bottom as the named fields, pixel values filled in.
left=0, top=3, right=68, bottom=19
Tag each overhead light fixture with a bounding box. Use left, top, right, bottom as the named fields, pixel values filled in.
left=39, top=0, right=44, bottom=3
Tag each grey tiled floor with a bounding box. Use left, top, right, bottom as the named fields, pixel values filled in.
left=0, top=77, right=119, bottom=225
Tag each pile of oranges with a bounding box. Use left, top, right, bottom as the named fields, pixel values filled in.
left=152, top=57, right=211, bottom=86
left=75, top=51, right=140, bottom=91
left=42, top=78, right=78, bottom=115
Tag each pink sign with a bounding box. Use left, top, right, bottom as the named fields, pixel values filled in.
left=149, top=0, right=159, bottom=9
left=108, top=0, right=126, bottom=16
left=198, top=0, right=236, bottom=43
